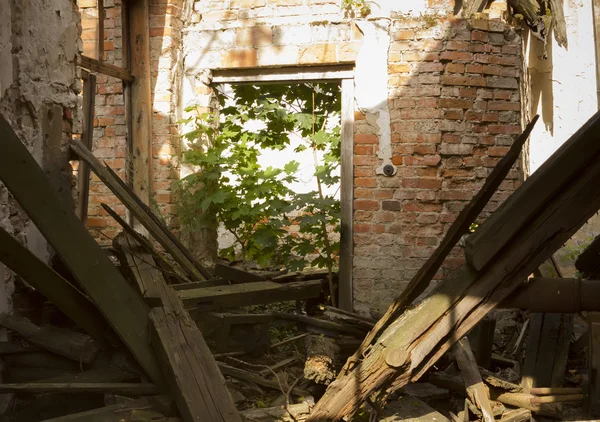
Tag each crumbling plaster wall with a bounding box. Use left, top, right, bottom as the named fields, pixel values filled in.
left=0, top=0, right=81, bottom=315
left=182, top=0, right=522, bottom=314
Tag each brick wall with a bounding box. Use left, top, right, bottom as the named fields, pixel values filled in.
left=79, top=0, right=524, bottom=314
left=79, top=0, right=128, bottom=244
left=353, top=16, right=522, bottom=314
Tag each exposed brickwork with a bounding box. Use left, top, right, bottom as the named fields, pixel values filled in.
left=79, top=0, right=522, bottom=315
left=353, top=17, right=521, bottom=314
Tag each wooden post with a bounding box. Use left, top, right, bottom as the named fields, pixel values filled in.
left=76, top=71, right=96, bottom=223
left=339, top=78, right=354, bottom=311
left=589, top=312, right=600, bottom=417
left=128, top=0, right=153, bottom=205
left=97, top=0, right=104, bottom=61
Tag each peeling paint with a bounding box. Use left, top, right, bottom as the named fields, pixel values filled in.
left=354, top=19, right=395, bottom=176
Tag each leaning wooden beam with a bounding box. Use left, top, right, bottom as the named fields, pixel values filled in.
left=121, top=236, right=240, bottom=422
left=0, top=383, right=159, bottom=395
left=240, top=403, right=311, bottom=422
left=181, top=280, right=323, bottom=312
left=466, top=111, right=600, bottom=270
left=454, top=337, right=494, bottom=422
left=0, top=116, right=163, bottom=386
left=218, top=363, right=310, bottom=396
left=355, top=116, right=539, bottom=357
left=308, top=113, right=600, bottom=420
left=76, top=71, right=96, bottom=223
left=69, top=140, right=208, bottom=281
left=113, top=232, right=164, bottom=307
left=462, top=0, right=487, bottom=17
left=79, top=55, right=134, bottom=82
left=0, top=225, right=112, bottom=343
left=0, top=314, right=99, bottom=364
left=101, top=203, right=186, bottom=284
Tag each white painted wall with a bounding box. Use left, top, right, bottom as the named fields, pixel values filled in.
left=526, top=0, right=598, bottom=172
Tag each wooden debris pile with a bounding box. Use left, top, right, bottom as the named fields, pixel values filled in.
left=0, top=106, right=600, bottom=422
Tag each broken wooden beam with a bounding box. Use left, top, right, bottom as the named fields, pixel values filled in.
left=118, top=234, right=241, bottom=422
left=429, top=372, right=563, bottom=418
left=79, top=55, right=134, bottom=82
left=304, top=334, right=339, bottom=385
left=0, top=116, right=163, bottom=386
left=113, top=232, right=164, bottom=306
left=0, top=383, right=160, bottom=395
left=240, top=402, right=310, bottom=422
left=0, top=314, right=99, bottom=364
left=0, top=225, right=113, bottom=344
left=214, top=263, right=266, bottom=283
left=308, top=112, right=600, bottom=420
left=76, top=71, right=96, bottom=223
left=355, top=116, right=539, bottom=357
left=466, top=111, right=600, bottom=271
left=454, top=337, right=494, bottom=422
left=69, top=139, right=209, bottom=281
left=273, top=312, right=366, bottom=337
left=182, top=280, right=323, bottom=312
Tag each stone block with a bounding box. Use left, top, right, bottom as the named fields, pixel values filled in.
left=298, top=43, right=337, bottom=64
left=256, top=45, right=299, bottom=66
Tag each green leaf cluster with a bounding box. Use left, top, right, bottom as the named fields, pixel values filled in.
left=176, top=83, right=342, bottom=272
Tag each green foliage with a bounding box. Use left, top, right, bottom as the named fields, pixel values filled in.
left=341, top=0, right=372, bottom=18
left=176, top=83, right=342, bottom=272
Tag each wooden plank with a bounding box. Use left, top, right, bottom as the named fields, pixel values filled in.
left=212, top=65, right=354, bottom=84
left=466, top=111, right=600, bottom=271
left=0, top=116, right=163, bottom=386
left=136, top=235, right=240, bottom=422
left=39, top=398, right=157, bottom=422
left=101, top=203, right=186, bottom=284
left=181, top=280, right=323, bottom=312
left=39, top=368, right=137, bottom=384
left=172, top=279, right=231, bottom=290
left=0, top=383, right=159, bottom=395
left=150, top=305, right=241, bottom=422
left=69, top=140, right=208, bottom=281
left=0, top=225, right=112, bottom=343
left=113, top=232, right=164, bottom=306
left=76, top=72, right=96, bottom=223
left=97, top=0, right=104, bottom=60
left=454, top=337, right=494, bottom=422
left=3, top=352, right=80, bottom=371
left=339, top=77, right=354, bottom=311
left=0, top=314, right=99, bottom=364
left=355, top=116, right=539, bottom=355
left=79, top=56, right=134, bottom=82
left=103, top=164, right=212, bottom=279
left=128, top=0, right=153, bottom=205
left=499, top=408, right=531, bottom=422
left=240, top=403, right=310, bottom=422
left=549, top=0, right=567, bottom=48
left=462, top=0, right=487, bottom=17
left=273, top=312, right=366, bottom=337
left=308, top=117, right=600, bottom=420
left=589, top=311, right=600, bottom=417
left=214, top=263, right=265, bottom=283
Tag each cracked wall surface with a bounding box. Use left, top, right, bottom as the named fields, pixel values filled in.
left=0, top=0, right=81, bottom=320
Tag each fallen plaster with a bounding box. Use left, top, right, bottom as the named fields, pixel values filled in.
left=354, top=19, right=394, bottom=176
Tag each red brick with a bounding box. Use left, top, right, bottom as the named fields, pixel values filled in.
left=420, top=62, right=444, bottom=72
left=354, top=134, right=378, bottom=144
left=487, top=101, right=520, bottom=111
left=355, top=189, right=372, bottom=198
left=466, top=64, right=483, bottom=74
left=404, top=155, right=441, bottom=166
left=445, top=110, right=463, bottom=120
left=355, top=177, right=377, bottom=188
left=488, top=125, right=521, bottom=134
left=391, top=156, right=403, bottom=165
left=389, top=63, right=411, bottom=73
left=488, top=55, right=520, bottom=66
left=354, top=199, right=379, bottom=211
left=440, top=51, right=473, bottom=61
left=439, top=98, right=473, bottom=109
left=403, top=202, right=442, bottom=212
left=354, top=145, right=373, bottom=155
left=442, top=75, right=486, bottom=87
left=446, top=41, right=469, bottom=51
left=471, top=30, right=488, bottom=42
left=374, top=189, right=394, bottom=199
left=488, top=146, right=510, bottom=156
left=460, top=87, right=477, bottom=98
left=446, top=63, right=465, bottom=73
